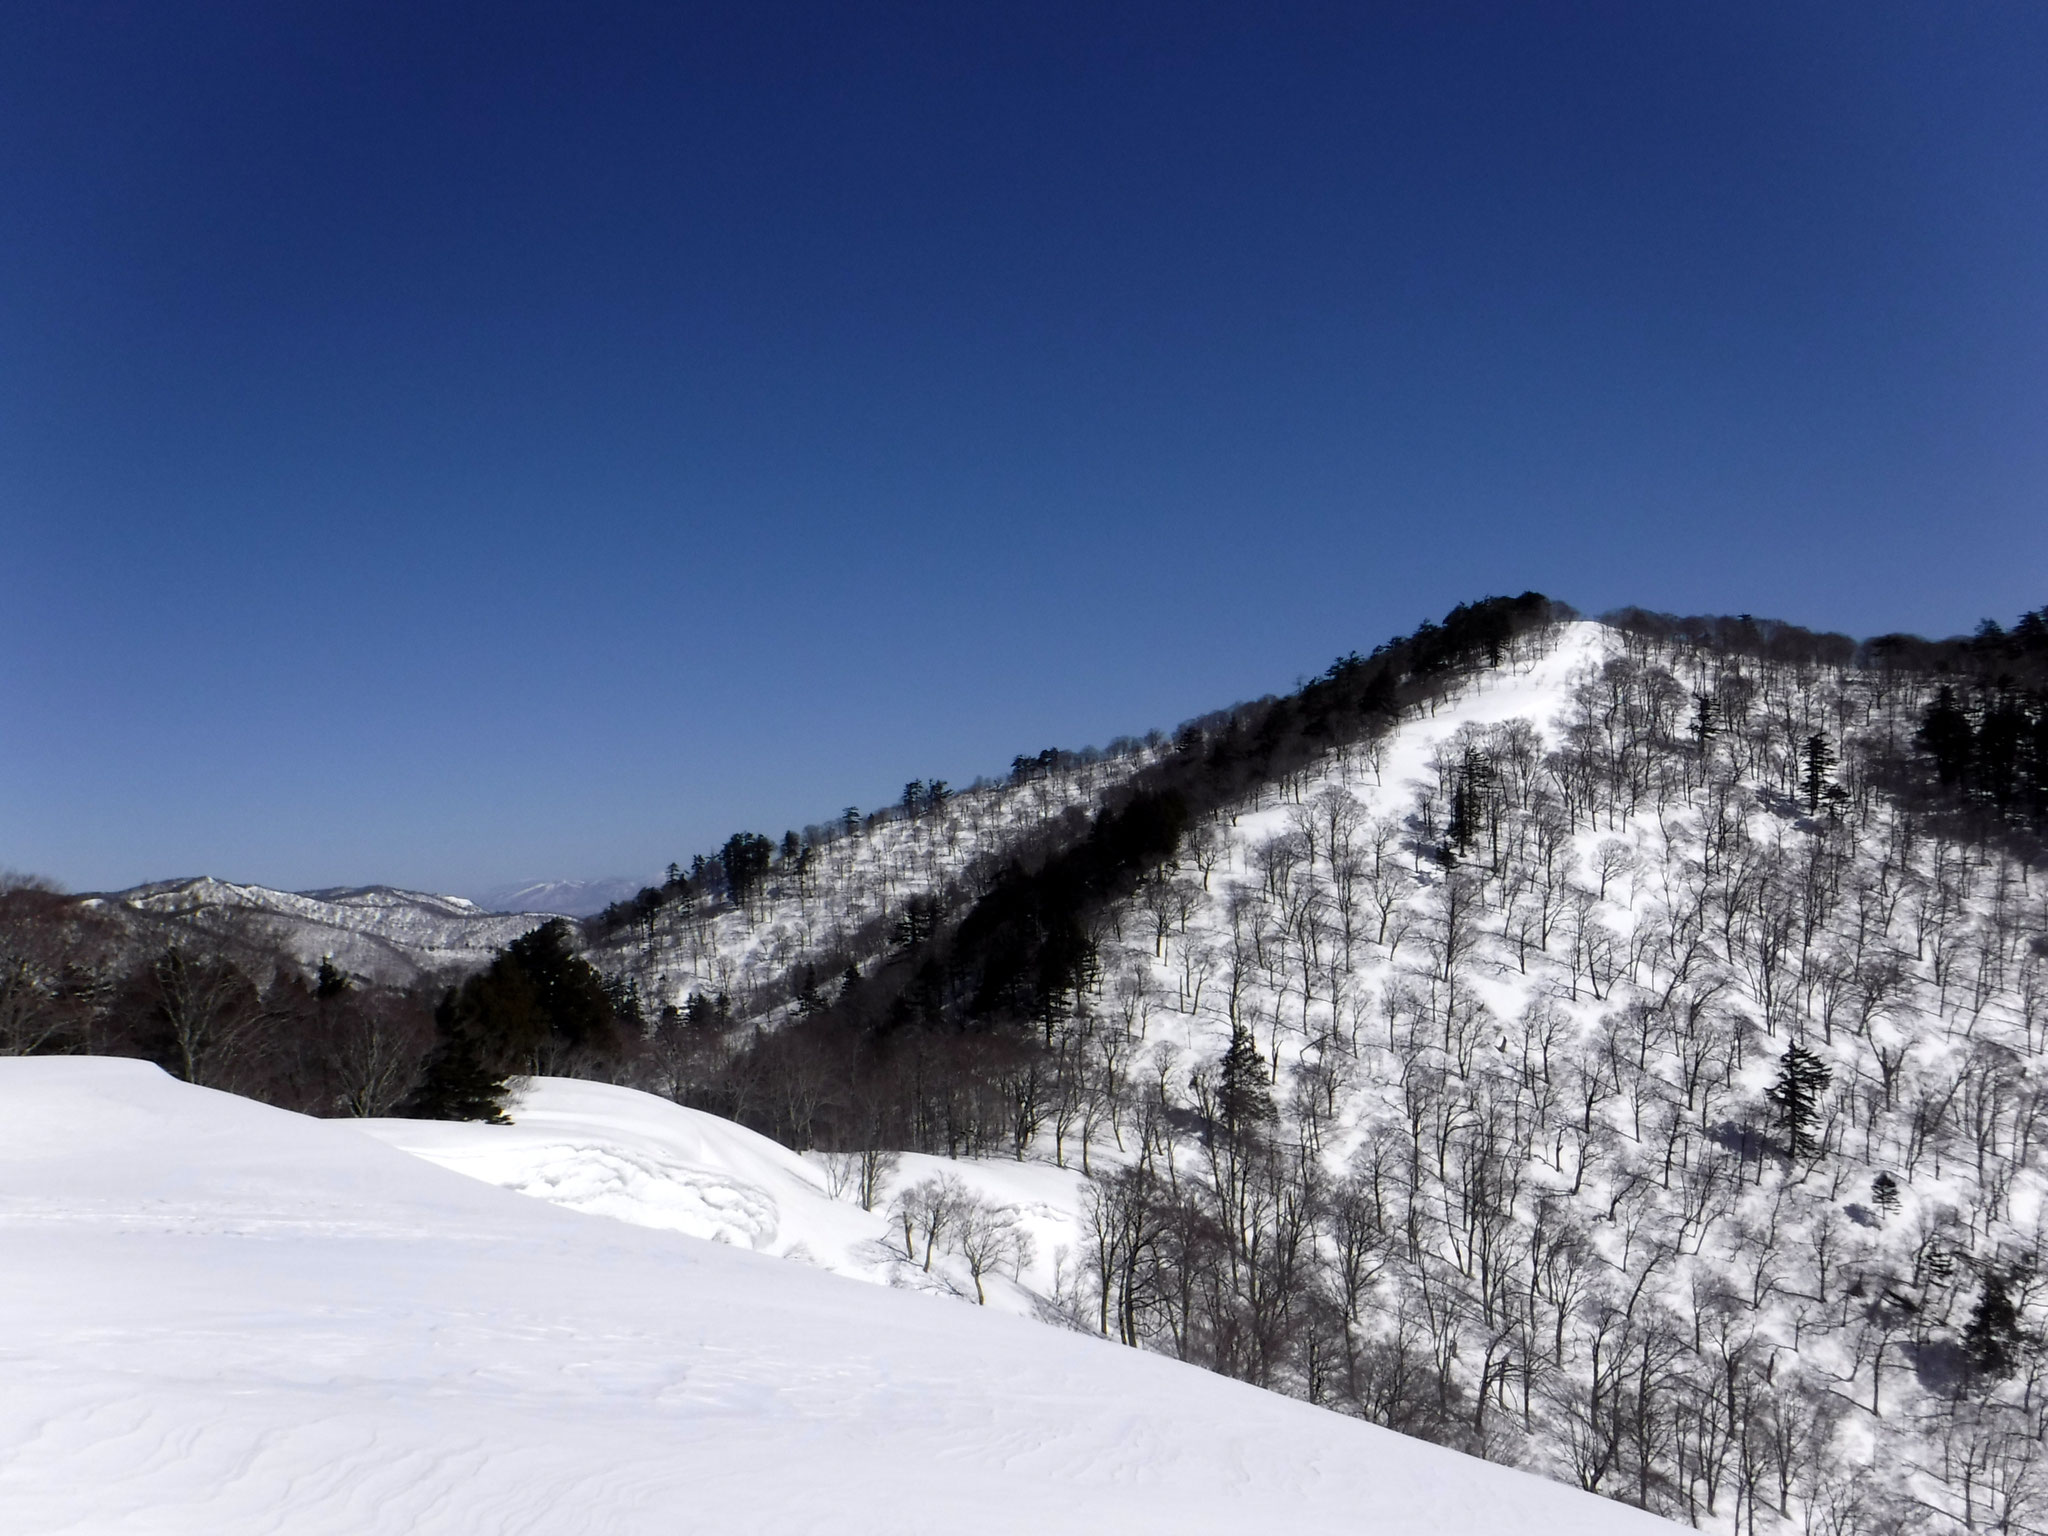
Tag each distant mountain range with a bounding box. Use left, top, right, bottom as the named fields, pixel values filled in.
left=74, top=876, right=647, bottom=986
left=91, top=877, right=568, bottom=984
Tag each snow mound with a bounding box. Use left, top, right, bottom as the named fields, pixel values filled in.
left=354, top=1079, right=1091, bottom=1312
left=355, top=1077, right=880, bottom=1260
left=0, top=1057, right=1673, bottom=1535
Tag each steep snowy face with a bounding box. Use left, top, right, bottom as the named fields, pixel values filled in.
left=99, top=876, right=563, bottom=982
left=0, top=1057, right=1671, bottom=1536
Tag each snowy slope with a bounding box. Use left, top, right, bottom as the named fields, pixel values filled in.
left=1040, top=613, right=2048, bottom=1522
left=97, top=876, right=562, bottom=981
left=0, top=1057, right=1672, bottom=1536
left=1102, top=618, right=1608, bottom=1067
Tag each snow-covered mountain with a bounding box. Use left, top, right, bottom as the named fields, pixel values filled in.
left=570, top=610, right=2048, bottom=1532
left=0, top=1056, right=1668, bottom=1536
left=93, top=876, right=562, bottom=982
left=21, top=598, right=2047, bottom=1534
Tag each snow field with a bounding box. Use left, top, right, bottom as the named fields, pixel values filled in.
left=0, top=1056, right=1672, bottom=1535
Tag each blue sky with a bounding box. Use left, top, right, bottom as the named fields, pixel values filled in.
left=4, top=3, right=2045, bottom=895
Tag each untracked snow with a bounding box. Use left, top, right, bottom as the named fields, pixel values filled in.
left=0, top=1057, right=1673, bottom=1535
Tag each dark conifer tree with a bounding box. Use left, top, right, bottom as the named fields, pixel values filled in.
left=1921, top=687, right=1975, bottom=788
left=505, top=920, right=618, bottom=1061
left=795, top=966, right=826, bottom=1016
left=1216, top=1023, right=1276, bottom=1140
left=407, top=990, right=512, bottom=1122
left=683, top=991, right=730, bottom=1032
left=314, top=958, right=352, bottom=1001
left=1690, top=691, right=1720, bottom=751
left=1964, top=1268, right=2023, bottom=1380
left=1800, top=732, right=1837, bottom=815
left=1767, top=1044, right=1832, bottom=1157
left=720, top=833, right=774, bottom=909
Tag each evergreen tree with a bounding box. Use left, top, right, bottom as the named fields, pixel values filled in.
left=504, top=920, right=617, bottom=1060
left=406, top=989, right=512, bottom=1123
left=1445, top=747, right=1495, bottom=864
left=683, top=991, right=730, bottom=1032
left=1443, top=781, right=1473, bottom=866
left=411, top=919, right=619, bottom=1096
left=1800, top=732, right=1837, bottom=815
left=1872, top=1170, right=1901, bottom=1218
left=794, top=965, right=826, bottom=1016
left=314, top=958, right=352, bottom=1001
left=1964, top=1268, right=2023, bottom=1380
left=1690, top=691, right=1720, bottom=751
left=1919, top=686, right=1975, bottom=787
left=603, top=974, right=645, bottom=1034
left=892, top=894, right=941, bottom=950
left=1767, top=1044, right=1832, bottom=1157
left=721, top=832, right=774, bottom=909
left=1215, top=1023, right=1275, bottom=1139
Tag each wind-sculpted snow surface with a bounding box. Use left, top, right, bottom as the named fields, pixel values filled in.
left=0, top=1058, right=1670, bottom=1536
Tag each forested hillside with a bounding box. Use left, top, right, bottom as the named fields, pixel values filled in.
left=9, top=593, right=2048, bottom=1534
left=587, top=597, right=2048, bottom=1534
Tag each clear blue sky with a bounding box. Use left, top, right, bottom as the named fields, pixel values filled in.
left=4, top=3, right=2045, bottom=895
